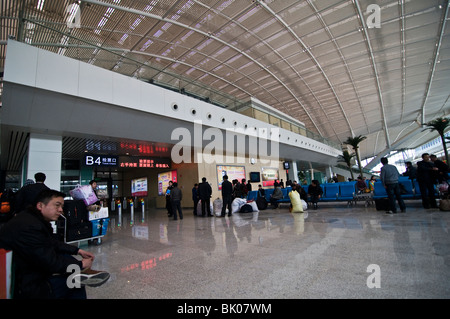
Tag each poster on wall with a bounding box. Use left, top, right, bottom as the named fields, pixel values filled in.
left=131, top=177, right=148, bottom=197
left=216, top=165, right=246, bottom=190
left=157, top=170, right=178, bottom=195
left=261, top=167, right=279, bottom=187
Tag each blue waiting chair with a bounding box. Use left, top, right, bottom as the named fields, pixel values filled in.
left=247, top=190, right=258, bottom=201
left=398, top=179, right=415, bottom=199
left=338, top=182, right=356, bottom=203
left=372, top=181, right=388, bottom=199
left=322, top=183, right=339, bottom=201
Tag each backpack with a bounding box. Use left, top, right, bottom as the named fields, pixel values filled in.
left=0, top=189, right=15, bottom=223
left=239, top=204, right=253, bottom=213
left=256, top=196, right=268, bottom=210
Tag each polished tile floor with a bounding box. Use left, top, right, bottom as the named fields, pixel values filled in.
left=83, top=200, right=450, bottom=299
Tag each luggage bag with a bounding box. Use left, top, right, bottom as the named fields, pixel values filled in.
left=375, top=198, right=390, bottom=211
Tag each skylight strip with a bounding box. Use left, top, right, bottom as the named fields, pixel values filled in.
left=217, top=0, right=234, bottom=12
left=37, top=0, right=45, bottom=11
left=118, top=33, right=129, bottom=45
left=237, top=6, right=259, bottom=23
left=181, top=30, right=194, bottom=42
left=130, top=18, right=142, bottom=30
left=140, top=39, right=153, bottom=51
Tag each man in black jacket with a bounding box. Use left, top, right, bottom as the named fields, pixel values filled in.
left=0, top=189, right=109, bottom=299
left=430, top=154, right=449, bottom=183
left=198, top=177, right=213, bottom=217
left=417, top=153, right=439, bottom=209
left=220, top=175, right=233, bottom=217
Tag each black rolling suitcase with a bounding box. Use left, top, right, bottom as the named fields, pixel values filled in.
left=61, top=200, right=92, bottom=242
left=66, top=222, right=92, bottom=242
left=375, top=198, right=390, bottom=211
left=63, top=200, right=89, bottom=225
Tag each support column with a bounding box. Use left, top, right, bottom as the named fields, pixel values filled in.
left=291, top=161, right=298, bottom=183
left=26, top=133, right=62, bottom=190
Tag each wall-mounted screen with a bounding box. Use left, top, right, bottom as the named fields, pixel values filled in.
left=157, top=170, right=177, bottom=195
left=131, top=177, right=148, bottom=197
left=261, top=167, right=279, bottom=187
left=216, top=165, right=245, bottom=190
left=249, top=172, right=261, bottom=183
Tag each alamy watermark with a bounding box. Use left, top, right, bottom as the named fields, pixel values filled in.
left=366, top=264, right=381, bottom=288
left=66, top=264, right=82, bottom=288
left=366, top=4, right=381, bottom=29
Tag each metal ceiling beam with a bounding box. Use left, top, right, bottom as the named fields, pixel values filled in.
left=354, top=0, right=391, bottom=149
left=420, top=0, right=449, bottom=125
left=80, top=0, right=323, bottom=134
left=191, top=0, right=330, bottom=138
left=307, top=0, right=370, bottom=136
left=258, top=0, right=354, bottom=141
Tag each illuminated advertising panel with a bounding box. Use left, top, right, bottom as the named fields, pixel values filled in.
left=131, top=177, right=148, bottom=197
left=216, top=165, right=246, bottom=190
left=157, top=170, right=177, bottom=196
left=261, top=167, right=279, bottom=187
left=119, top=156, right=171, bottom=168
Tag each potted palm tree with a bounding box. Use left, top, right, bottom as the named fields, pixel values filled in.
left=337, top=150, right=356, bottom=180
left=422, top=117, right=450, bottom=163
left=343, top=135, right=367, bottom=179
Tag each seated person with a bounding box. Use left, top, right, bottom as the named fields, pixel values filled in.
left=0, top=189, right=109, bottom=299
left=368, top=176, right=377, bottom=193
left=356, top=176, right=368, bottom=194
left=297, top=184, right=308, bottom=201
left=269, top=182, right=283, bottom=208
left=257, top=184, right=266, bottom=199
left=308, top=180, right=323, bottom=210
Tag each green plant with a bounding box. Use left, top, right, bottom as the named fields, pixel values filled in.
left=343, top=135, right=367, bottom=178
left=337, top=150, right=356, bottom=180
left=422, top=117, right=450, bottom=163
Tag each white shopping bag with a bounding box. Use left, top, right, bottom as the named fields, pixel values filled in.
left=88, top=207, right=109, bottom=221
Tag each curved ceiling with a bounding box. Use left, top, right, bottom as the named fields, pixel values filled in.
left=1, top=0, right=449, bottom=167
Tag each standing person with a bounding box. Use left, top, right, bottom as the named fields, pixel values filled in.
left=220, top=175, right=233, bottom=217
left=246, top=180, right=252, bottom=193
left=170, top=182, right=183, bottom=220
left=89, top=179, right=101, bottom=206
left=240, top=179, right=249, bottom=198
left=416, top=153, right=439, bottom=209
left=165, top=180, right=174, bottom=217
left=380, top=157, right=406, bottom=214
left=0, top=189, right=109, bottom=299
left=430, top=154, right=449, bottom=183
left=233, top=179, right=243, bottom=199
left=14, top=172, right=50, bottom=214
left=307, top=180, right=323, bottom=210
left=198, top=177, right=213, bottom=217
left=192, top=183, right=199, bottom=216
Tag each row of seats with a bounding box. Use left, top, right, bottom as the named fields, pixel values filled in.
left=247, top=187, right=293, bottom=203
left=246, top=176, right=428, bottom=205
